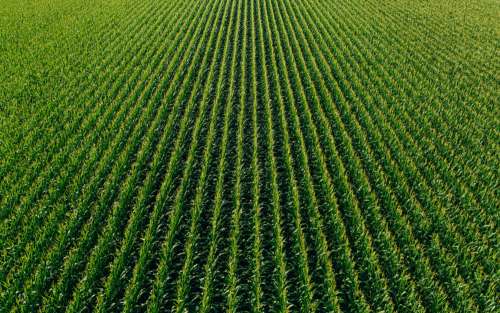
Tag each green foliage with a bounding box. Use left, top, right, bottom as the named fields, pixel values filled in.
left=0, top=0, right=498, bottom=312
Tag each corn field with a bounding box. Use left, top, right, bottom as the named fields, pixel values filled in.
left=0, top=0, right=498, bottom=312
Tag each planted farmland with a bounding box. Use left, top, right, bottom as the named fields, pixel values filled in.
left=0, top=0, right=498, bottom=312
